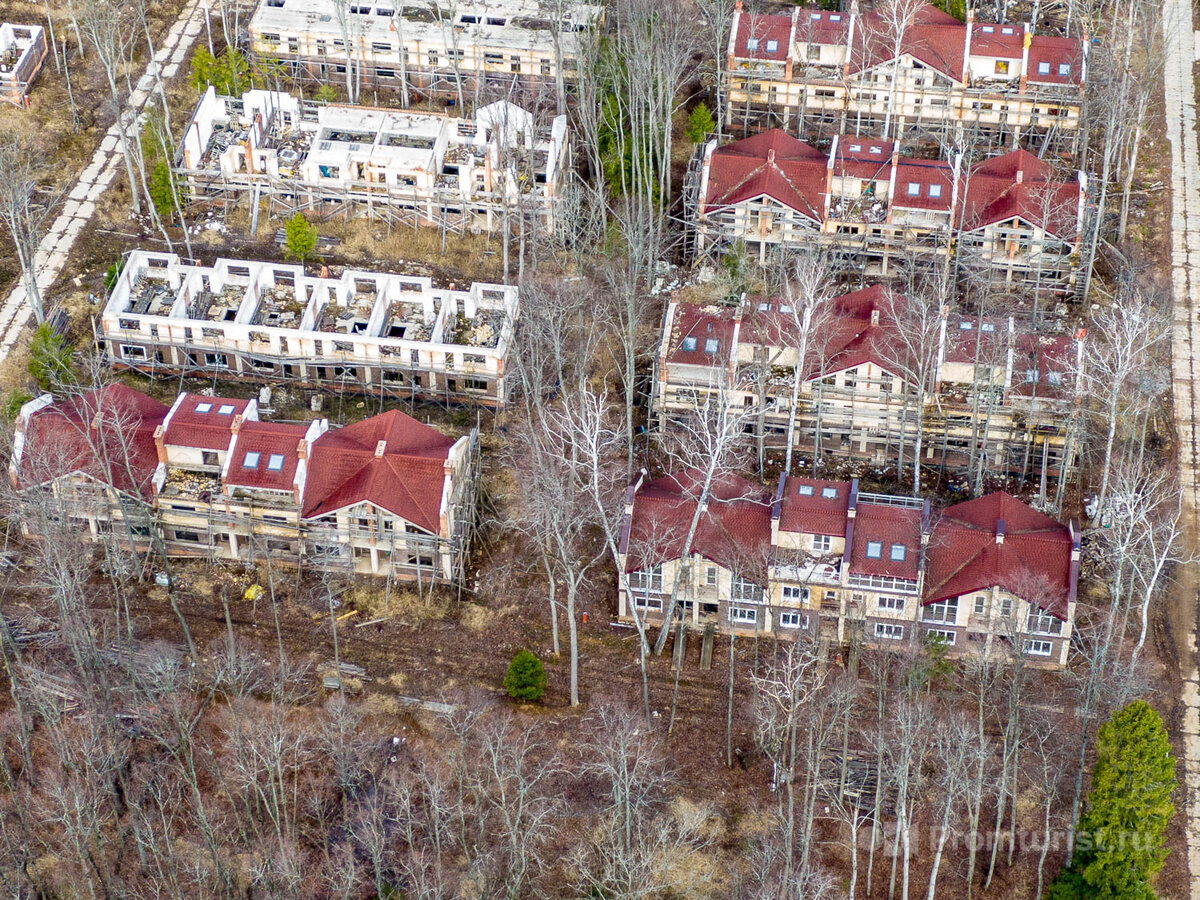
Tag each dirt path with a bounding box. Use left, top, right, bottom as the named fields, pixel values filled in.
left=0, top=0, right=206, bottom=360
left=1162, top=0, right=1200, bottom=893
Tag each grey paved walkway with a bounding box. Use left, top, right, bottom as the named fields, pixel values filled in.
left=1164, top=0, right=1200, bottom=892
left=0, top=0, right=205, bottom=360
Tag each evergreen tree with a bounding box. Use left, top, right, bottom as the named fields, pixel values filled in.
left=28, top=323, right=74, bottom=390
left=685, top=104, right=715, bottom=143
left=503, top=649, right=547, bottom=702
left=149, top=160, right=178, bottom=219
left=283, top=213, right=319, bottom=262
left=1049, top=700, right=1176, bottom=900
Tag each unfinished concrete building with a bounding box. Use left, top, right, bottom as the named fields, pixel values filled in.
left=0, top=23, right=48, bottom=106
left=100, top=251, right=518, bottom=407
left=248, top=0, right=603, bottom=103
left=650, top=285, right=1082, bottom=484
left=685, top=129, right=1088, bottom=294
left=10, top=385, right=479, bottom=585
left=617, top=469, right=1079, bottom=667
left=724, top=2, right=1085, bottom=155
left=175, top=88, right=568, bottom=234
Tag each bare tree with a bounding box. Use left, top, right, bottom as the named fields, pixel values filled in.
left=0, top=131, right=55, bottom=323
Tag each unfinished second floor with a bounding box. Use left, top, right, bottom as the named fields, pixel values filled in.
left=176, top=88, right=568, bottom=231
left=0, top=23, right=47, bottom=106
left=723, top=2, right=1085, bottom=150
left=247, top=0, right=604, bottom=98
left=101, top=251, right=518, bottom=407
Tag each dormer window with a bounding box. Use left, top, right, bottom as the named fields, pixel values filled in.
left=195, top=402, right=212, bottom=413
left=267, top=453, right=286, bottom=471
left=866, top=541, right=883, bottom=559
left=821, top=487, right=838, bottom=499
left=890, top=543, right=907, bottom=561
left=218, top=404, right=235, bottom=415
left=682, top=336, right=697, bottom=351
left=243, top=451, right=261, bottom=469
left=798, top=484, right=815, bottom=496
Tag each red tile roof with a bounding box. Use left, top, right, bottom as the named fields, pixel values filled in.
left=943, top=317, right=1010, bottom=365
left=164, top=393, right=251, bottom=451
left=703, top=129, right=827, bottom=221
left=302, top=410, right=455, bottom=532
left=892, top=160, right=955, bottom=211
left=625, top=470, right=773, bottom=578
left=1008, top=333, right=1076, bottom=399
left=1027, top=35, right=1083, bottom=85
left=853, top=7, right=967, bottom=81
left=778, top=477, right=851, bottom=536
left=665, top=303, right=738, bottom=367
left=733, top=12, right=792, bottom=61
left=925, top=492, right=1074, bottom=615
left=962, top=150, right=1080, bottom=237
left=850, top=502, right=923, bottom=580
left=20, top=385, right=168, bottom=498
left=225, top=421, right=306, bottom=492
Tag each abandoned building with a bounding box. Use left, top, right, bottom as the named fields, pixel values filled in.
left=0, top=23, right=48, bottom=107
left=723, top=1, right=1086, bottom=154
left=248, top=0, right=604, bottom=102
left=685, top=129, right=1088, bottom=293
left=10, top=385, right=479, bottom=585
left=617, top=469, right=1079, bottom=666
left=175, top=88, right=568, bottom=235
left=100, top=251, right=518, bottom=407
left=651, top=284, right=1081, bottom=484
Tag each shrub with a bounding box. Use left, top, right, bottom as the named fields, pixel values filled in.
left=3, top=391, right=31, bottom=421
left=284, top=213, right=319, bottom=262
left=503, top=649, right=547, bottom=702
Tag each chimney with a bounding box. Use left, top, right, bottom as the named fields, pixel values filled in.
left=154, top=424, right=167, bottom=465
left=296, top=439, right=308, bottom=462
left=996, top=519, right=1006, bottom=544
left=375, top=440, right=387, bottom=458
left=767, top=148, right=776, bottom=167
left=1016, top=167, right=1024, bottom=185
left=870, top=306, right=880, bottom=326
left=231, top=414, right=244, bottom=435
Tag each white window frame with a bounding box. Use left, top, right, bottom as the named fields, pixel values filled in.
left=732, top=576, right=760, bottom=602
left=704, top=338, right=719, bottom=354
left=926, top=628, right=956, bottom=645
left=1026, top=610, right=1063, bottom=636
left=217, top=404, right=235, bottom=415
left=1037, top=61, right=1050, bottom=74
left=813, top=533, right=833, bottom=553
left=681, top=336, right=697, bottom=351
left=1057, top=63, right=1070, bottom=76
left=866, top=540, right=883, bottom=559
left=928, top=183, right=942, bottom=198
left=121, top=344, right=148, bottom=360
left=1023, top=639, right=1053, bottom=657
left=730, top=605, right=758, bottom=624
left=705, top=565, right=718, bottom=586
left=999, top=597, right=1013, bottom=618
left=195, top=402, right=213, bottom=414
left=746, top=38, right=759, bottom=51
left=878, top=595, right=905, bottom=612
left=874, top=622, right=904, bottom=640
left=821, top=487, right=838, bottom=499
left=781, top=585, right=809, bottom=603
left=973, top=594, right=987, bottom=615
left=779, top=611, right=808, bottom=629
left=797, top=484, right=815, bottom=496
left=923, top=596, right=958, bottom=624
left=765, top=39, right=778, bottom=52
left=634, top=594, right=663, bottom=611
left=629, top=564, right=664, bottom=593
